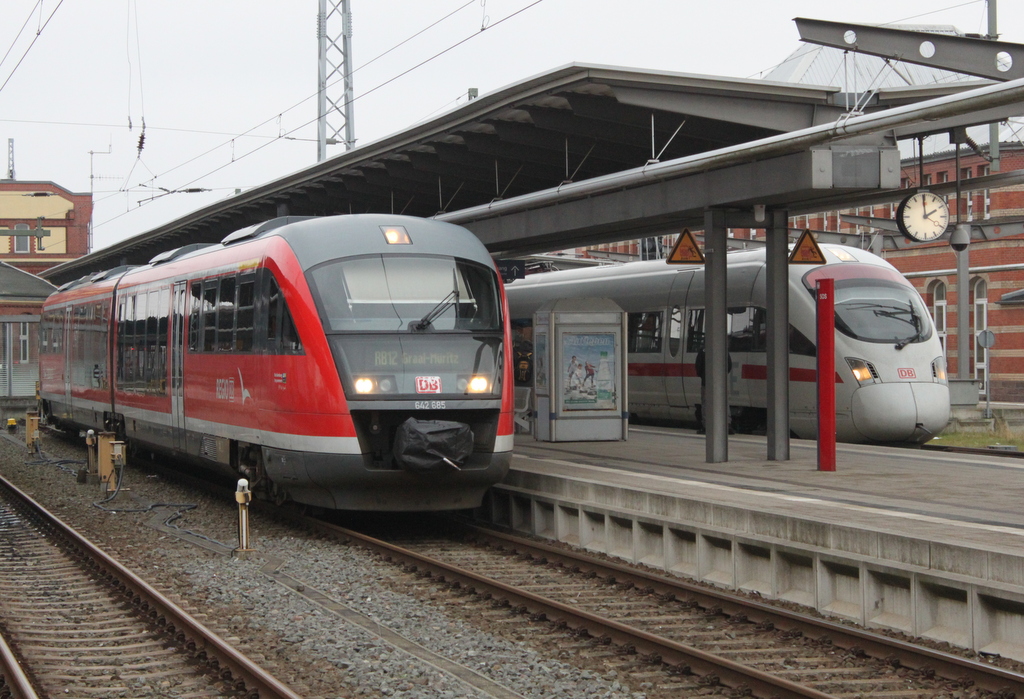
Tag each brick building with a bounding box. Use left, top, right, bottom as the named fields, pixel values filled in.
left=0, top=179, right=93, bottom=276
left=0, top=177, right=92, bottom=406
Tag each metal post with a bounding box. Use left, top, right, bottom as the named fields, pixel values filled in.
left=4, top=323, right=12, bottom=399
left=766, top=209, right=790, bottom=461
left=986, top=350, right=992, bottom=419
left=82, top=429, right=97, bottom=484
left=989, top=0, right=1001, bottom=173
left=317, top=0, right=355, bottom=161
left=25, top=410, right=39, bottom=452
left=816, top=278, right=836, bottom=471
left=235, top=479, right=254, bottom=556
left=704, top=209, right=728, bottom=463
left=316, top=0, right=327, bottom=162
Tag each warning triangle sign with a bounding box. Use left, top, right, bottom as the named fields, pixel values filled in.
left=789, top=229, right=826, bottom=264
left=665, top=228, right=704, bottom=264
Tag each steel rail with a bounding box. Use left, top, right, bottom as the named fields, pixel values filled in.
left=464, top=524, right=1024, bottom=696
left=312, top=519, right=836, bottom=699
left=0, top=627, right=39, bottom=699
left=0, top=471, right=303, bottom=699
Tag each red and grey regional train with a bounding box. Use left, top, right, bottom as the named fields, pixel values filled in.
left=39, top=215, right=514, bottom=510
left=507, top=243, right=950, bottom=443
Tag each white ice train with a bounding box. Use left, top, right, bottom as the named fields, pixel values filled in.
left=506, top=244, right=950, bottom=443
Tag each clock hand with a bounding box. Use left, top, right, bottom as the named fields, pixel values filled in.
left=922, top=207, right=934, bottom=219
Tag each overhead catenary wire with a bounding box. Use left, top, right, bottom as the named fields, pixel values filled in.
left=0, top=0, right=67, bottom=96
left=168, top=0, right=547, bottom=192
left=102, top=0, right=482, bottom=206
left=138, top=0, right=492, bottom=187
left=95, top=0, right=547, bottom=230
left=0, top=0, right=43, bottom=78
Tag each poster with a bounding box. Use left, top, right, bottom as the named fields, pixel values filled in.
left=534, top=331, right=548, bottom=393
left=561, top=332, right=616, bottom=411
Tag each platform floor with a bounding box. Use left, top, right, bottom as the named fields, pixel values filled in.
left=509, top=426, right=1024, bottom=556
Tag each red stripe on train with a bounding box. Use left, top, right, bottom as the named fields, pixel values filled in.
left=630, top=363, right=842, bottom=383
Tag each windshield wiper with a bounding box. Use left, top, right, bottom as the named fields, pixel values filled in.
left=413, top=269, right=459, bottom=331
left=894, top=303, right=923, bottom=350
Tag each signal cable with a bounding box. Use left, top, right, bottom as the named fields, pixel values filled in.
left=0, top=0, right=42, bottom=79
left=126, top=0, right=482, bottom=191
left=167, top=0, right=547, bottom=193
left=96, top=0, right=547, bottom=231
left=0, top=0, right=66, bottom=97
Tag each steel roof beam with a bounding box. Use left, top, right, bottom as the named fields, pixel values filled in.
left=795, top=17, right=1024, bottom=82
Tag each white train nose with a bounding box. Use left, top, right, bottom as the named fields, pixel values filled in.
left=850, top=382, right=951, bottom=442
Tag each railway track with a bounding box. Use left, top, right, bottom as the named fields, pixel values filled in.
left=0, top=471, right=301, bottom=699
left=296, top=514, right=1024, bottom=699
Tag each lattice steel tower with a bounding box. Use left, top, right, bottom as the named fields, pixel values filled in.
left=317, top=0, right=355, bottom=161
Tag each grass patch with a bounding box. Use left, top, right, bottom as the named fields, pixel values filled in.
left=928, top=421, right=1024, bottom=450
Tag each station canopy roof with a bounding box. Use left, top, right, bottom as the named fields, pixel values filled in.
left=0, top=261, right=56, bottom=304
left=45, top=62, right=991, bottom=285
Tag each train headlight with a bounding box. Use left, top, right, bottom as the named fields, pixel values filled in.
left=380, top=225, right=411, bottom=245
left=378, top=377, right=394, bottom=393
left=354, top=377, right=375, bottom=393
left=932, top=356, right=948, bottom=384
left=458, top=375, right=491, bottom=393
left=845, top=358, right=880, bottom=386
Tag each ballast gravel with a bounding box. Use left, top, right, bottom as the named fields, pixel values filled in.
left=0, top=429, right=643, bottom=699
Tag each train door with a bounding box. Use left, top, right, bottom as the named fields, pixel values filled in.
left=723, top=261, right=761, bottom=414
left=170, top=281, right=187, bottom=452
left=665, top=272, right=692, bottom=417
left=63, top=305, right=73, bottom=416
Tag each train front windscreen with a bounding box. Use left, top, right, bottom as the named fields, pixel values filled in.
left=308, top=254, right=504, bottom=399
left=803, top=263, right=932, bottom=347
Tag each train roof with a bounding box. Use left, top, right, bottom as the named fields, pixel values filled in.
left=506, top=242, right=895, bottom=291
left=53, top=215, right=495, bottom=297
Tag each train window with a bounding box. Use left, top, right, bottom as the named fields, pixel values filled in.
left=146, top=290, right=159, bottom=388
left=217, top=276, right=237, bottom=352
left=236, top=275, right=255, bottom=352
left=686, top=309, right=704, bottom=353
left=134, top=293, right=147, bottom=387
left=188, top=282, right=202, bottom=351
left=790, top=325, right=816, bottom=357
left=156, top=288, right=169, bottom=392
left=307, top=255, right=500, bottom=332
left=669, top=306, right=682, bottom=357
left=266, top=276, right=303, bottom=354
left=728, top=307, right=766, bottom=353
left=628, top=312, right=662, bottom=353
left=281, top=303, right=301, bottom=352
left=202, top=281, right=218, bottom=353
left=803, top=262, right=932, bottom=346
left=116, top=298, right=126, bottom=383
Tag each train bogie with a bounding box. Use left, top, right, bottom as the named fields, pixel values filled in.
left=507, top=244, right=949, bottom=444
left=40, top=215, right=514, bottom=511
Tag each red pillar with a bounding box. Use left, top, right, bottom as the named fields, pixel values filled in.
left=817, top=278, right=836, bottom=471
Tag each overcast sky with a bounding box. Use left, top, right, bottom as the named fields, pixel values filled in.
left=1, top=0, right=1021, bottom=253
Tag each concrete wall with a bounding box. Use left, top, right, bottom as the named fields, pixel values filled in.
left=478, top=472, right=1024, bottom=662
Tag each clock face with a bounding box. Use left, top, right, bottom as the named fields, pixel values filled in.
left=896, top=191, right=950, bottom=243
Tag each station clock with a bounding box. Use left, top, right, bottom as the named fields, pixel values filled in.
left=896, top=191, right=950, bottom=243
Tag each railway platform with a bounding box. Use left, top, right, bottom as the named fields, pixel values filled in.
left=474, top=425, right=1024, bottom=661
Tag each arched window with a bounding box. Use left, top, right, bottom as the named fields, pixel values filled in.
left=928, top=280, right=947, bottom=352
left=973, top=277, right=989, bottom=395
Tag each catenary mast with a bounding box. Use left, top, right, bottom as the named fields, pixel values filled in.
left=317, top=0, right=355, bottom=161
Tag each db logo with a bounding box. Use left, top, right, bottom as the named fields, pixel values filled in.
left=897, top=368, right=916, bottom=379
left=416, top=376, right=442, bottom=394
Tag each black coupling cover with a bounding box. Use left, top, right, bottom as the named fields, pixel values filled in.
left=393, top=417, right=474, bottom=473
